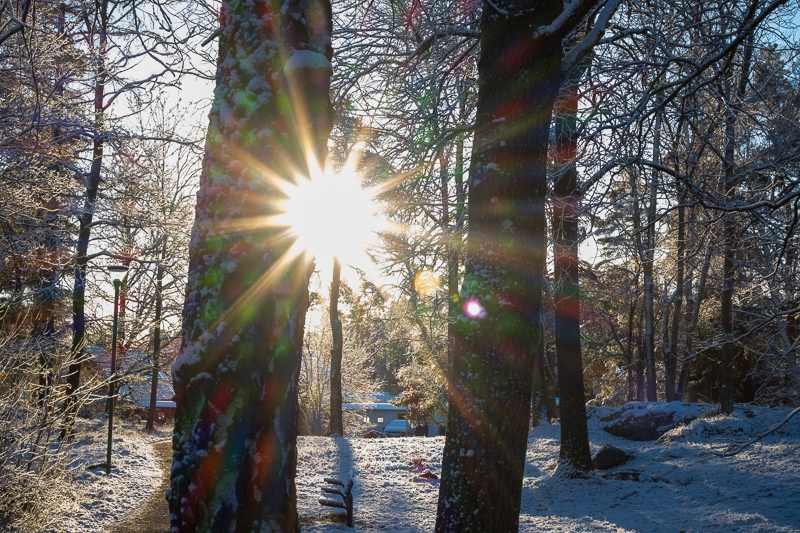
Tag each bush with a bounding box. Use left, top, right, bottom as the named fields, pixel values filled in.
left=0, top=334, right=93, bottom=531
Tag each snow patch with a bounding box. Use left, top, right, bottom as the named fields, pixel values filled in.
left=284, top=50, right=332, bottom=73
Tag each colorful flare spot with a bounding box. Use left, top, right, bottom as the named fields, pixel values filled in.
left=464, top=299, right=486, bottom=319
left=414, top=270, right=440, bottom=296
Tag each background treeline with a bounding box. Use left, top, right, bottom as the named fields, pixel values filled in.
left=318, top=0, right=800, bottom=422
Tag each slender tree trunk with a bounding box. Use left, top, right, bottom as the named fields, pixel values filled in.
left=678, top=245, right=712, bottom=400
left=531, top=327, right=546, bottom=427
left=62, top=6, right=108, bottom=437
left=169, top=1, right=332, bottom=531
left=644, top=110, right=662, bottom=402
left=720, top=37, right=753, bottom=414
left=531, top=295, right=557, bottom=425
left=33, top=206, right=59, bottom=405
left=666, top=190, right=686, bottom=401
left=630, top=167, right=653, bottom=402
left=146, top=240, right=167, bottom=431
left=436, top=2, right=563, bottom=530
left=661, top=281, right=669, bottom=393
left=447, top=139, right=464, bottom=365
left=786, top=238, right=799, bottom=376
left=626, top=299, right=636, bottom=402
left=552, top=72, right=591, bottom=474
left=636, top=313, right=644, bottom=402
left=328, top=257, right=343, bottom=436
left=720, top=95, right=737, bottom=414
left=447, top=101, right=467, bottom=369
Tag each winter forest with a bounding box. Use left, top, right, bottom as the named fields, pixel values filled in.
left=2, top=0, right=800, bottom=531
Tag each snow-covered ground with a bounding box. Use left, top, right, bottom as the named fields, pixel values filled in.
left=50, top=403, right=800, bottom=532
left=296, top=403, right=800, bottom=532
left=44, top=419, right=171, bottom=533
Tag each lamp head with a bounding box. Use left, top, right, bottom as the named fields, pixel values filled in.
left=107, top=265, right=129, bottom=282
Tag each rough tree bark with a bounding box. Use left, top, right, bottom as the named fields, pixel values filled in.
left=168, top=1, right=332, bottom=531
left=436, top=1, right=564, bottom=530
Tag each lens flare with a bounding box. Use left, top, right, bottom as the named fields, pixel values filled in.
left=414, top=270, right=440, bottom=296
left=464, top=299, right=486, bottom=319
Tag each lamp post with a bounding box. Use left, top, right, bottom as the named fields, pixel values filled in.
left=106, top=264, right=128, bottom=475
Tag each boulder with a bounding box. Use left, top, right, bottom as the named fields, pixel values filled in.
left=601, top=404, right=699, bottom=441
left=592, top=444, right=629, bottom=470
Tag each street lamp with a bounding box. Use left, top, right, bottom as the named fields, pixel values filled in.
left=105, top=264, right=128, bottom=475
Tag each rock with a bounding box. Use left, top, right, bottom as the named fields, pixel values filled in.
left=415, top=470, right=438, bottom=479
left=593, top=444, right=629, bottom=470
left=601, top=404, right=699, bottom=441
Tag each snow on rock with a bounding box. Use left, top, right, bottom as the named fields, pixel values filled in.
left=596, top=401, right=717, bottom=441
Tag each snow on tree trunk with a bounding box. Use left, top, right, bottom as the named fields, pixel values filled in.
left=168, top=1, right=332, bottom=531
left=435, top=1, right=563, bottom=531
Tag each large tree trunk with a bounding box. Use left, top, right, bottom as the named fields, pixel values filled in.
left=328, top=258, right=343, bottom=436
left=168, top=1, right=332, bottom=531
left=552, top=72, right=591, bottom=474
left=436, top=1, right=563, bottom=531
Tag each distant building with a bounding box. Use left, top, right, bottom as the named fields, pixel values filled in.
left=343, top=392, right=443, bottom=436
left=343, top=392, right=407, bottom=432
left=117, top=371, right=176, bottom=420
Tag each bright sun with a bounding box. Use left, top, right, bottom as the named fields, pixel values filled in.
left=277, top=164, right=384, bottom=266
